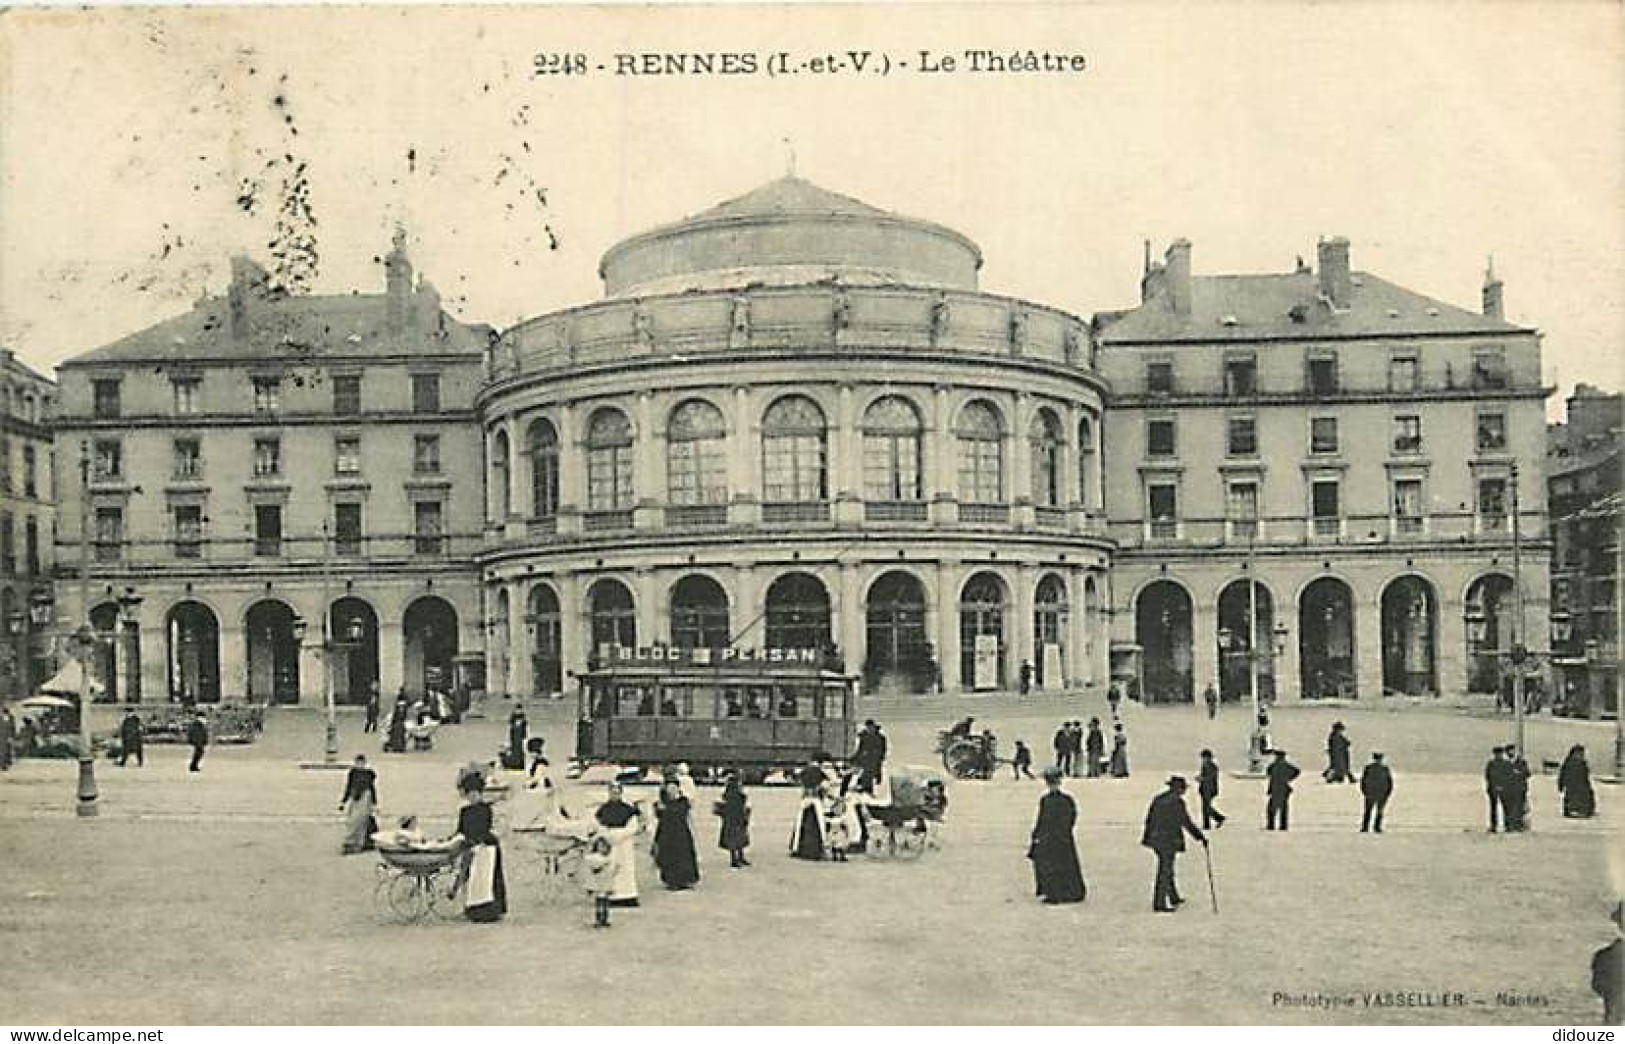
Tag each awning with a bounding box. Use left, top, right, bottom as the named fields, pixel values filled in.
left=38, top=658, right=103, bottom=698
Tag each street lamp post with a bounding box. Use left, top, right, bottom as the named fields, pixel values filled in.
left=1509, top=460, right=1527, bottom=758
left=74, top=440, right=97, bottom=817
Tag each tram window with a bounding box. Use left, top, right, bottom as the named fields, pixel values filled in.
left=744, top=687, right=769, bottom=719
left=723, top=688, right=744, bottom=718
left=822, top=686, right=846, bottom=720
left=592, top=684, right=614, bottom=718
left=692, top=685, right=719, bottom=719
left=659, top=685, right=683, bottom=717
left=776, top=687, right=799, bottom=718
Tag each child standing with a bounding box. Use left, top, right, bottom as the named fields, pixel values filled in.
left=583, top=835, right=614, bottom=928
left=825, top=794, right=853, bottom=861
left=714, top=772, right=752, bottom=869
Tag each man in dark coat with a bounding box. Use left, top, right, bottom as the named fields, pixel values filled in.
left=1265, top=749, right=1300, bottom=830
left=363, top=684, right=380, bottom=733
left=853, top=720, right=887, bottom=792
left=1028, top=767, right=1086, bottom=904
left=185, top=712, right=208, bottom=772
left=1197, top=749, right=1225, bottom=829
left=1593, top=902, right=1624, bottom=1026
left=1325, top=722, right=1354, bottom=783
left=1084, top=718, right=1105, bottom=778
left=1504, top=745, right=1531, bottom=832
left=118, top=710, right=144, bottom=767
left=1141, top=775, right=1207, bottom=913
left=1359, top=752, right=1393, bottom=832
left=1485, top=746, right=1510, bottom=832
left=1052, top=723, right=1072, bottom=777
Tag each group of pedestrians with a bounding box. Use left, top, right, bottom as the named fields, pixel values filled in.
left=1485, top=744, right=1533, bottom=832
left=1045, top=717, right=1128, bottom=780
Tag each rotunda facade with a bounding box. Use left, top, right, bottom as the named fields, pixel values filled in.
left=478, top=176, right=1112, bottom=696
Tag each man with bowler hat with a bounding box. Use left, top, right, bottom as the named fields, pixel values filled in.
left=1265, top=749, right=1300, bottom=831
left=1141, top=775, right=1207, bottom=913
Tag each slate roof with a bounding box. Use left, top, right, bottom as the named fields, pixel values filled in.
left=62, top=290, right=491, bottom=368
left=1096, top=269, right=1531, bottom=344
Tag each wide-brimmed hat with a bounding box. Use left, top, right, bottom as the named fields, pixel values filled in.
left=1166, top=775, right=1189, bottom=789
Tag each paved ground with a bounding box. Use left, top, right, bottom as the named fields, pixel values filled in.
left=2, top=696, right=1621, bottom=1025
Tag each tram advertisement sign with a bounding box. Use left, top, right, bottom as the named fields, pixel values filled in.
left=599, top=644, right=831, bottom=669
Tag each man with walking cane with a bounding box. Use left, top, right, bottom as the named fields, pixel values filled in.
left=1141, top=775, right=1207, bottom=913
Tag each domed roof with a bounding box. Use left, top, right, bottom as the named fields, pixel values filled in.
left=599, top=175, right=983, bottom=298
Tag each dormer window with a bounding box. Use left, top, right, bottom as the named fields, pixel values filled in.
left=1146, top=361, right=1175, bottom=396
left=1224, top=354, right=1257, bottom=396
left=1472, top=348, right=1508, bottom=390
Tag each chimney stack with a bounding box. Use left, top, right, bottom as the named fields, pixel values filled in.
left=385, top=226, right=414, bottom=329
left=1317, top=237, right=1351, bottom=308
left=1164, top=239, right=1192, bottom=314
left=1482, top=256, right=1504, bottom=320
left=227, top=255, right=269, bottom=341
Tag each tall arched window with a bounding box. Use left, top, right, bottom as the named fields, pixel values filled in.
left=956, top=400, right=1004, bottom=504
left=862, top=395, right=922, bottom=501
left=528, top=419, right=559, bottom=518
left=1077, top=415, right=1095, bottom=508
left=1030, top=408, right=1062, bottom=508
left=490, top=430, right=511, bottom=522
left=586, top=408, right=633, bottom=511
left=762, top=395, right=827, bottom=503
left=667, top=399, right=728, bottom=505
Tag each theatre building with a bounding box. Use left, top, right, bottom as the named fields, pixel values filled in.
left=1096, top=240, right=1550, bottom=703
left=53, top=237, right=490, bottom=705
left=480, top=176, right=1112, bottom=696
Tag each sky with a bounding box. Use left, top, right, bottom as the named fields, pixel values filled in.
left=0, top=2, right=1620, bottom=417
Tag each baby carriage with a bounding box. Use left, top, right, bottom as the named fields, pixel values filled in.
left=371, top=834, right=464, bottom=923
left=863, top=765, right=947, bottom=860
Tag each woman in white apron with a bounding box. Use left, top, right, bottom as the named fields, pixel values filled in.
left=594, top=783, right=644, bottom=907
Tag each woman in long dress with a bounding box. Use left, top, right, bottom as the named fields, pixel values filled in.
left=1109, top=724, right=1130, bottom=778
left=595, top=783, right=644, bottom=907
left=338, top=754, right=378, bottom=854
left=1558, top=744, right=1596, bottom=818
left=452, top=769, right=506, bottom=922
left=653, top=781, right=700, bottom=890
left=715, top=773, right=751, bottom=868
left=789, top=782, right=827, bottom=860
left=384, top=699, right=408, bottom=754
left=1028, top=767, right=1087, bottom=904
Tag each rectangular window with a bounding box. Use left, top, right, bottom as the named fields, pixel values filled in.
left=1147, top=419, right=1177, bottom=458
left=173, top=505, right=203, bottom=559
left=1227, top=481, right=1259, bottom=539
left=1145, top=361, right=1175, bottom=395
left=413, top=434, right=441, bottom=475
left=1310, top=417, right=1339, bottom=455
left=92, top=379, right=121, bottom=419
left=0, top=436, right=10, bottom=492
left=0, top=514, right=13, bottom=575
left=1306, top=354, right=1339, bottom=396
left=22, top=445, right=36, bottom=497
left=24, top=516, right=39, bottom=574
left=252, top=376, right=281, bottom=414
left=1393, top=479, right=1424, bottom=535
left=253, top=438, right=281, bottom=478
left=588, top=446, right=635, bottom=510
left=1227, top=416, right=1257, bottom=457
left=172, top=378, right=201, bottom=415
left=334, top=503, right=363, bottom=556
left=92, top=440, right=123, bottom=481
left=414, top=501, right=444, bottom=555
left=1392, top=415, right=1423, bottom=454
left=1478, top=477, right=1509, bottom=531
left=94, top=507, right=123, bottom=563
left=1388, top=355, right=1419, bottom=393
left=173, top=439, right=202, bottom=480
left=1224, top=355, right=1257, bottom=396
left=332, top=374, right=362, bottom=416
left=1476, top=411, right=1507, bottom=452
left=1147, top=483, right=1178, bottom=539
left=1311, top=480, right=1341, bottom=537
left=254, top=504, right=282, bottom=557
left=334, top=436, right=362, bottom=475
left=1472, top=348, right=1509, bottom=390
left=954, top=439, right=1001, bottom=504
left=411, top=373, right=441, bottom=413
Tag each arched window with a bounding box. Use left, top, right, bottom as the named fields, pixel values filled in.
left=862, top=396, right=922, bottom=501
left=528, top=419, right=559, bottom=518
left=1030, top=408, right=1062, bottom=508
left=1078, top=415, right=1096, bottom=507
left=670, top=574, right=731, bottom=649
left=667, top=399, right=728, bottom=505
left=586, top=408, right=633, bottom=511
left=956, top=401, right=1004, bottom=504
left=490, top=430, right=511, bottom=521
left=588, top=579, right=636, bottom=652
left=762, top=395, right=827, bottom=503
